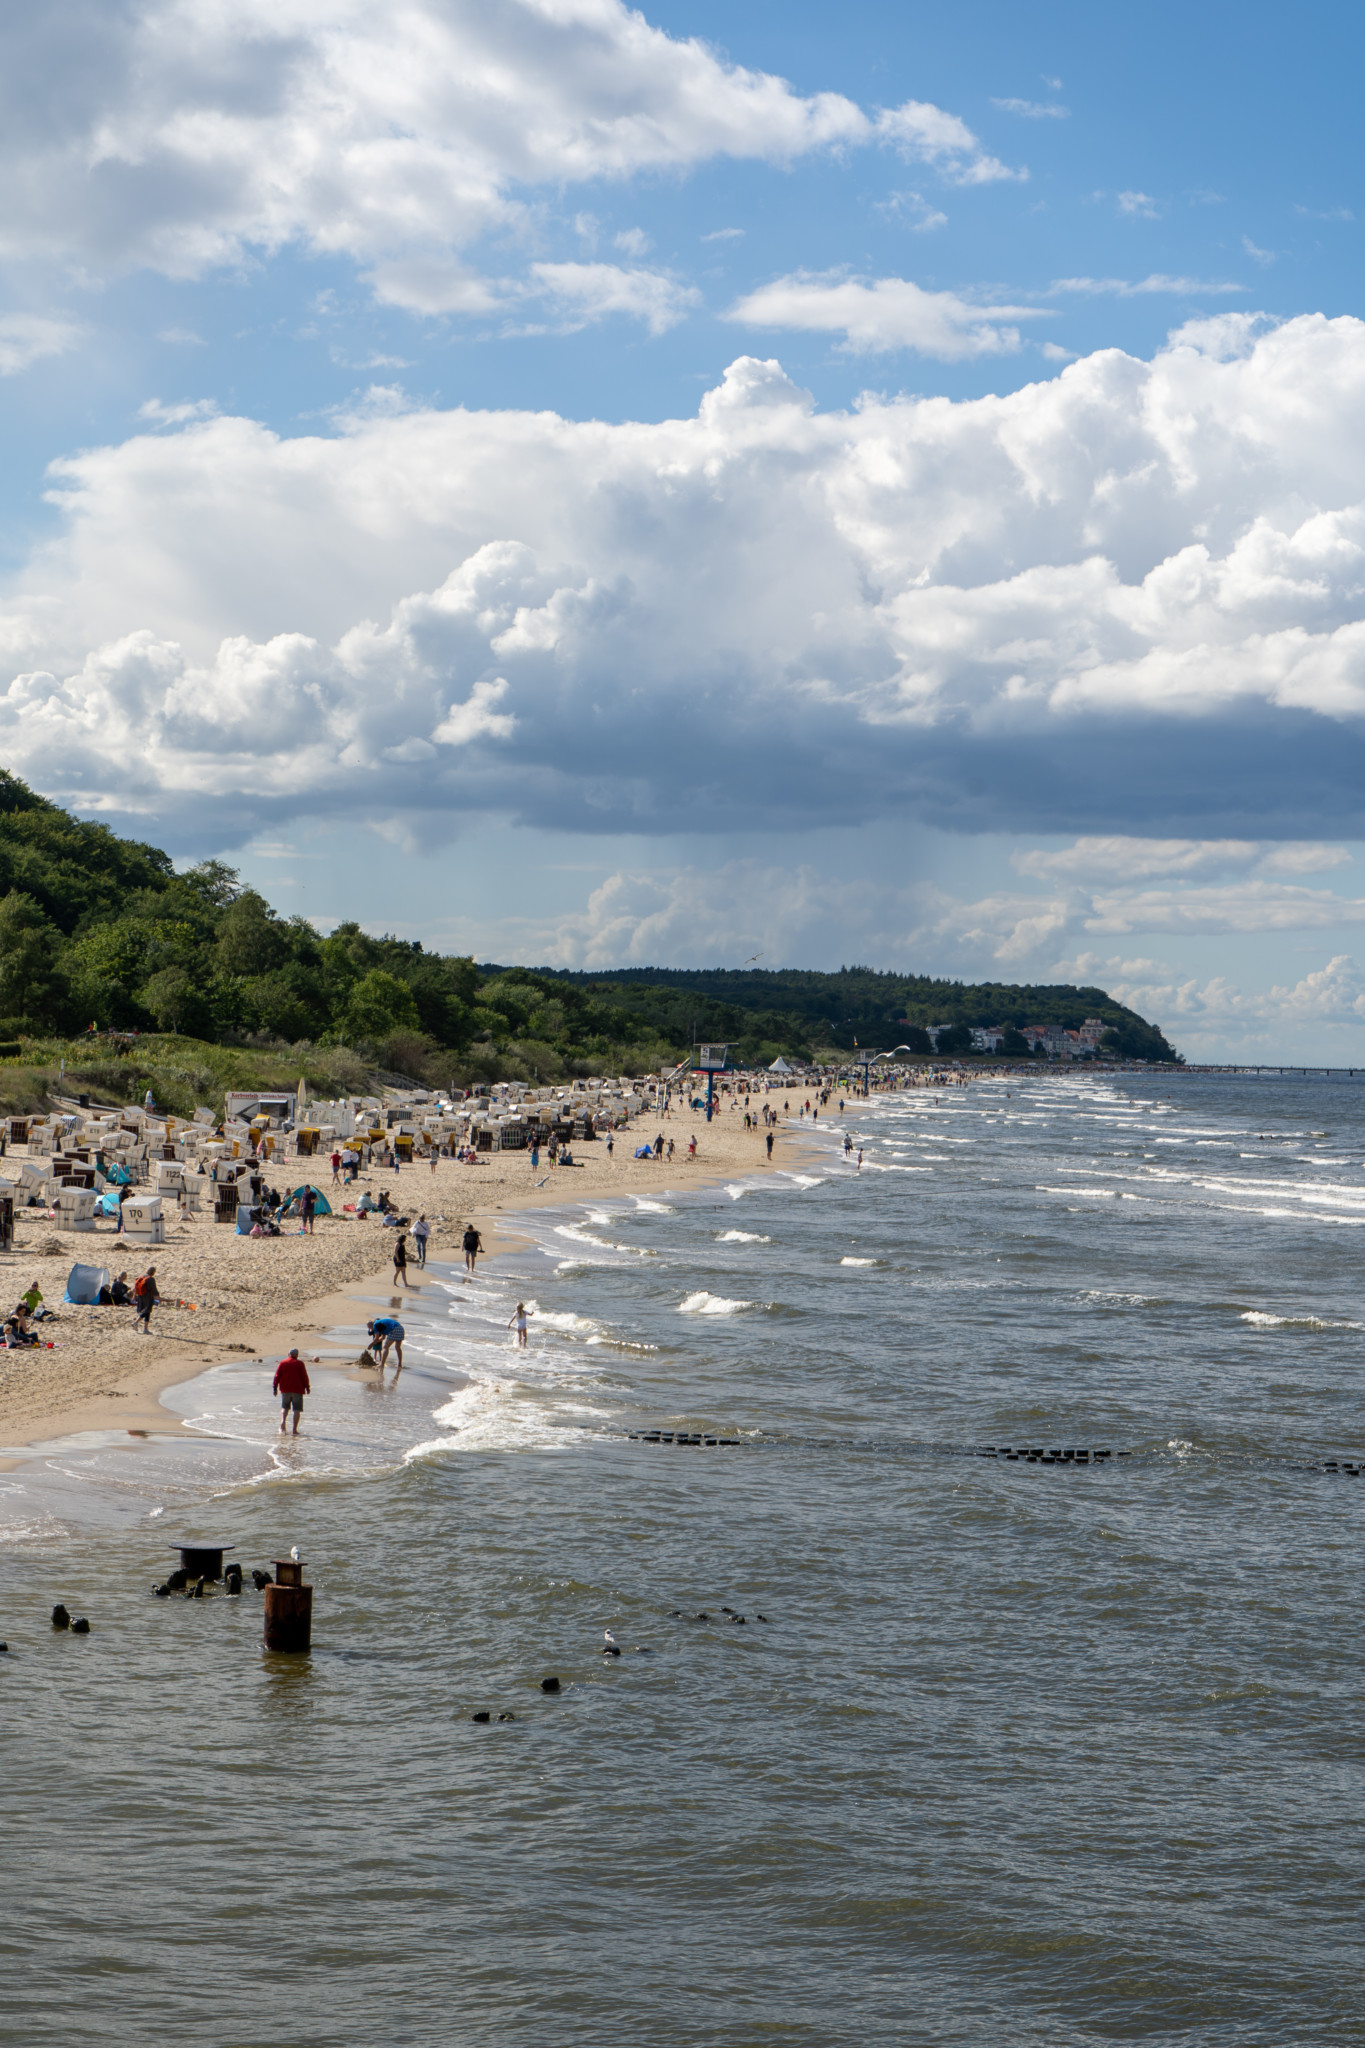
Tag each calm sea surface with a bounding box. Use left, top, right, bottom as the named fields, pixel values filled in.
left=4, top=1072, right=1365, bottom=2046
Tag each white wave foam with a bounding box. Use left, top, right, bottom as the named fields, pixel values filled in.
left=717, top=1229, right=769, bottom=1242
left=840, top=1256, right=876, bottom=1265
left=553, top=1223, right=613, bottom=1248
left=678, top=1291, right=752, bottom=1315
left=1240, top=1310, right=1361, bottom=1329
left=633, top=1199, right=675, bottom=1214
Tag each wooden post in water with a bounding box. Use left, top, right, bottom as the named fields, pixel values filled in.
left=263, top=1557, right=312, bottom=1652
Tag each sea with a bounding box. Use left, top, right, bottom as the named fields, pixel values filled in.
left=4, top=1070, right=1365, bottom=2047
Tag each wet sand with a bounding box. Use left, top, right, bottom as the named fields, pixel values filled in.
left=0, top=1101, right=821, bottom=1451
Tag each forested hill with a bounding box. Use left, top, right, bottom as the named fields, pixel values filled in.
left=0, top=769, right=1177, bottom=1076
left=493, top=965, right=1178, bottom=1063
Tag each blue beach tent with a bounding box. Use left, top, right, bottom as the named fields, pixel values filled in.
left=63, top=1264, right=111, bottom=1305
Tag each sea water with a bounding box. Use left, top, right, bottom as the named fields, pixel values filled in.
left=4, top=1072, right=1365, bottom=2045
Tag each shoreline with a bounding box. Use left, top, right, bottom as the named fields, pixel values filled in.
left=0, top=1105, right=829, bottom=1459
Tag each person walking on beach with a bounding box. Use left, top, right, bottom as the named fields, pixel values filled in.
left=133, top=1266, right=159, bottom=1333
left=530, top=1142, right=539, bottom=1171
left=114, top=1183, right=130, bottom=1234
left=300, top=1184, right=316, bottom=1235
left=430, top=1146, right=438, bottom=1178
left=687, top=1133, right=697, bottom=1159
left=274, top=1347, right=311, bottom=1434
left=413, top=1215, right=430, bottom=1267
left=766, top=1131, right=774, bottom=1159
left=392, top=1232, right=409, bottom=1283
left=606, top=1131, right=613, bottom=1158
left=330, top=1148, right=341, bottom=1186
left=509, top=1302, right=531, bottom=1348
left=462, top=1223, right=483, bottom=1275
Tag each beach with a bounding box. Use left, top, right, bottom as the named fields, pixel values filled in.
left=0, top=1098, right=817, bottom=1449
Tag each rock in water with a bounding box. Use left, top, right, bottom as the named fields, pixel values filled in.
left=51, top=1605, right=70, bottom=1630
left=540, top=1676, right=561, bottom=1693
left=153, top=1584, right=170, bottom=1598
left=471, top=1711, right=491, bottom=1723
left=71, top=1618, right=90, bottom=1634
left=251, top=1570, right=273, bottom=1590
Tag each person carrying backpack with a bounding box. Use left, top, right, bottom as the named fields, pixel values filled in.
left=133, top=1267, right=160, bottom=1334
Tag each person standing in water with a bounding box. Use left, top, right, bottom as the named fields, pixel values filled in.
left=508, top=1302, right=531, bottom=1347
left=273, top=1347, right=311, bottom=1434
left=367, top=1317, right=404, bottom=1370
left=462, top=1223, right=483, bottom=1275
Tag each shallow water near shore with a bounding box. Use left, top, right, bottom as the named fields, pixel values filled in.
left=6, top=1072, right=1365, bottom=2045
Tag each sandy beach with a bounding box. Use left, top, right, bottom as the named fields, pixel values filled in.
left=0, top=1100, right=823, bottom=1450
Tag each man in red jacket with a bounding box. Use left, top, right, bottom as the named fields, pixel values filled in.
left=273, top=1347, right=311, bottom=1435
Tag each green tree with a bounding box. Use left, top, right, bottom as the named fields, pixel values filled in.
left=343, top=969, right=421, bottom=1042
left=215, top=891, right=290, bottom=976
left=0, top=890, right=70, bottom=1027
left=179, top=859, right=243, bottom=909
left=140, top=966, right=214, bottom=1036
left=935, top=1022, right=973, bottom=1055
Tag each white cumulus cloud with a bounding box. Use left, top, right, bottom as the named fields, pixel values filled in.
left=9, top=318, right=1365, bottom=847
left=726, top=272, right=1044, bottom=358
left=0, top=314, right=79, bottom=374
left=0, top=0, right=1014, bottom=311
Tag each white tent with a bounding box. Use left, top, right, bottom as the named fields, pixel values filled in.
left=768, top=1056, right=793, bottom=1073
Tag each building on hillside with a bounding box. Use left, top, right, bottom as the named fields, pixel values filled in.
left=1020, top=1020, right=1108, bottom=1059
left=971, top=1027, right=1005, bottom=1051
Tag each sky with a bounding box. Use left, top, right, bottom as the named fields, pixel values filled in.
left=3, top=0, right=1365, bottom=1061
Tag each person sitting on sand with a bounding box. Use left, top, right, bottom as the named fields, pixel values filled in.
left=3, top=1312, right=37, bottom=1347
left=110, top=1272, right=132, bottom=1306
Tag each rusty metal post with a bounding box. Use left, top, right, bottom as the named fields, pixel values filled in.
left=263, top=1557, right=312, bottom=1652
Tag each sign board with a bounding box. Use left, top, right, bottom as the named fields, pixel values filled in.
left=696, top=1044, right=729, bottom=1071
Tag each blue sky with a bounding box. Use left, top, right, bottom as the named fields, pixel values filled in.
left=2, top=0, right=1365, bottom=1059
